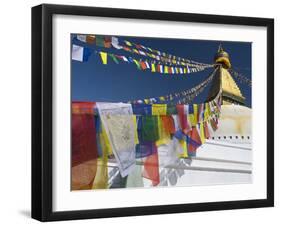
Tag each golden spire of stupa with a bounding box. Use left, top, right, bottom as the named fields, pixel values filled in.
left=207, top=45, right=245, bottom=105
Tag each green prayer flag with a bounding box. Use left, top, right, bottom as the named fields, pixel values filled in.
left=96, top=35, right=104, bottom=47
left=110, top=54, right=119, bottom=64
left=141, top=116, right=159, bottom=142
left=167, top=105, right=177, bottom=115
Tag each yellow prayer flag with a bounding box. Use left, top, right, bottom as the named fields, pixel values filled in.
left=152, top=104, right=167, bottom=115
left=156, top=116, right=170, bottom=146
left=99, top=52, right=107, bottom=64
left=193, top=104, right=198, bottom=124
left=189, top=114, right=195, bottom=127
left=178, top=140, right=188, bottom=158
left=92, top=125, right=110, bottom=189
left=151, top=63, right=156, bottom=72
left=204, top=103, right=209, bottom=121
left=133, top=115, right=139, bottom=145
left=200, top=122, right=206, bottom=144
left=125, top=40, right=132, bottom=46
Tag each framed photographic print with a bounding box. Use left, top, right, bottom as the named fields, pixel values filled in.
left=31, top=4, right=274, bottom=221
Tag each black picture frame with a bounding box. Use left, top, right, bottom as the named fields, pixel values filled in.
left=32, top=4, right=274, bottom=222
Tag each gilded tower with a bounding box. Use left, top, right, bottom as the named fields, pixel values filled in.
left=207, top=45, right=245, bottom=105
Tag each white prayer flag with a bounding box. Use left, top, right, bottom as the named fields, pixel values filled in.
left=111, top=37, right=123, bottom=49
left=72, top=44, right=84, bottom=62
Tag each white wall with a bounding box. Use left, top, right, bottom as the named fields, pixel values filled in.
left=0, top=0, right=279, bottom=225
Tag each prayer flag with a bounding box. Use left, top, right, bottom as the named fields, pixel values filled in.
left=193, top=104, right=198, bottom=124
left=72, top=45, right=92, bottom=62
left=71, top=102, right=97, bottom=167
left=176, top=105, right=189, bottom=132
left=109, top=54, right=119, bottom=64
left=71, top=102, right=98, bottom=190
left=96, top=103, right=136, bottom=177
left=157, top=64, right=163, bottom=73
left=156, top=116, right=171, bottom=146
left=125, top=40, right=133, bottom=46
left=126, top=164, right=144, bottom=187
left=199, top=122, right=206, bottom=144
left=188, top=126, right=202, bottom=152
left=142, top=150, right=160, bottom=186
left=151, top=63, right=156, bottom=72
left=111, top=37, right=123, bottom=49
left=133, top=59, right=141, bottom=70
left=132, top=104, right=152, bottom=115
left=152, top=104, right=167, bottom=115
left=204, top=121, right=210, bottom=139
left=76, top=34, right=87, bottom=42
left=86, top=35, right=95, bottom=44
left=145, top=61, right=150, bottom=69
left=104, top=37, right=111, bottom=48
left=139, top=50, right=146, bottom=56
left=99, top=52, right=107, bottom=64
left=95, top=35, right=104, bottom=47
left=161, top=115, right=176, bottom=134
left=141, top=116, right=159, bottom=142
left=136, top=141, right=157, bottom=158
left=140, top=61, right=147, bottom=70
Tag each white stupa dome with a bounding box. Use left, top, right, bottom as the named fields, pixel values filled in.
left=210, top=105, right=252, bottom=144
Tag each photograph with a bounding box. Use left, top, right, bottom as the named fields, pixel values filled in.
left=71, top=34, right=252, bottom=191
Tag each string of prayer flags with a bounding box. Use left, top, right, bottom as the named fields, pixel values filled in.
left=95, top=35, right=112, bottom=48
left=122, top=38, right=212, bottom=68
left=129, top=68, right=217, bottom=105
left=71, top=87, right=223, bottom=189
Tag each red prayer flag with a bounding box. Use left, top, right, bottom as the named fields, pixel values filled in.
left=168, top=67, right=173, bottom=74
left=188, top=126, right=202, bottom=152
left=176, top=104, right=191, bottom=133
left=104, top=37, right=111, bottom=48
left=140, top=61, right=147, bottom=70
left=142, top=150, right=160, bottom=186
left=204, top=121, right=210, bottom=139
left=72, top=102, right=98, bottom=167
left=161, top=115, right=176, bottom=134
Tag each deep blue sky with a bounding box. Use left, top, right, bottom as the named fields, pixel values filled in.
left=71, top=34, right=252, bottom=107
